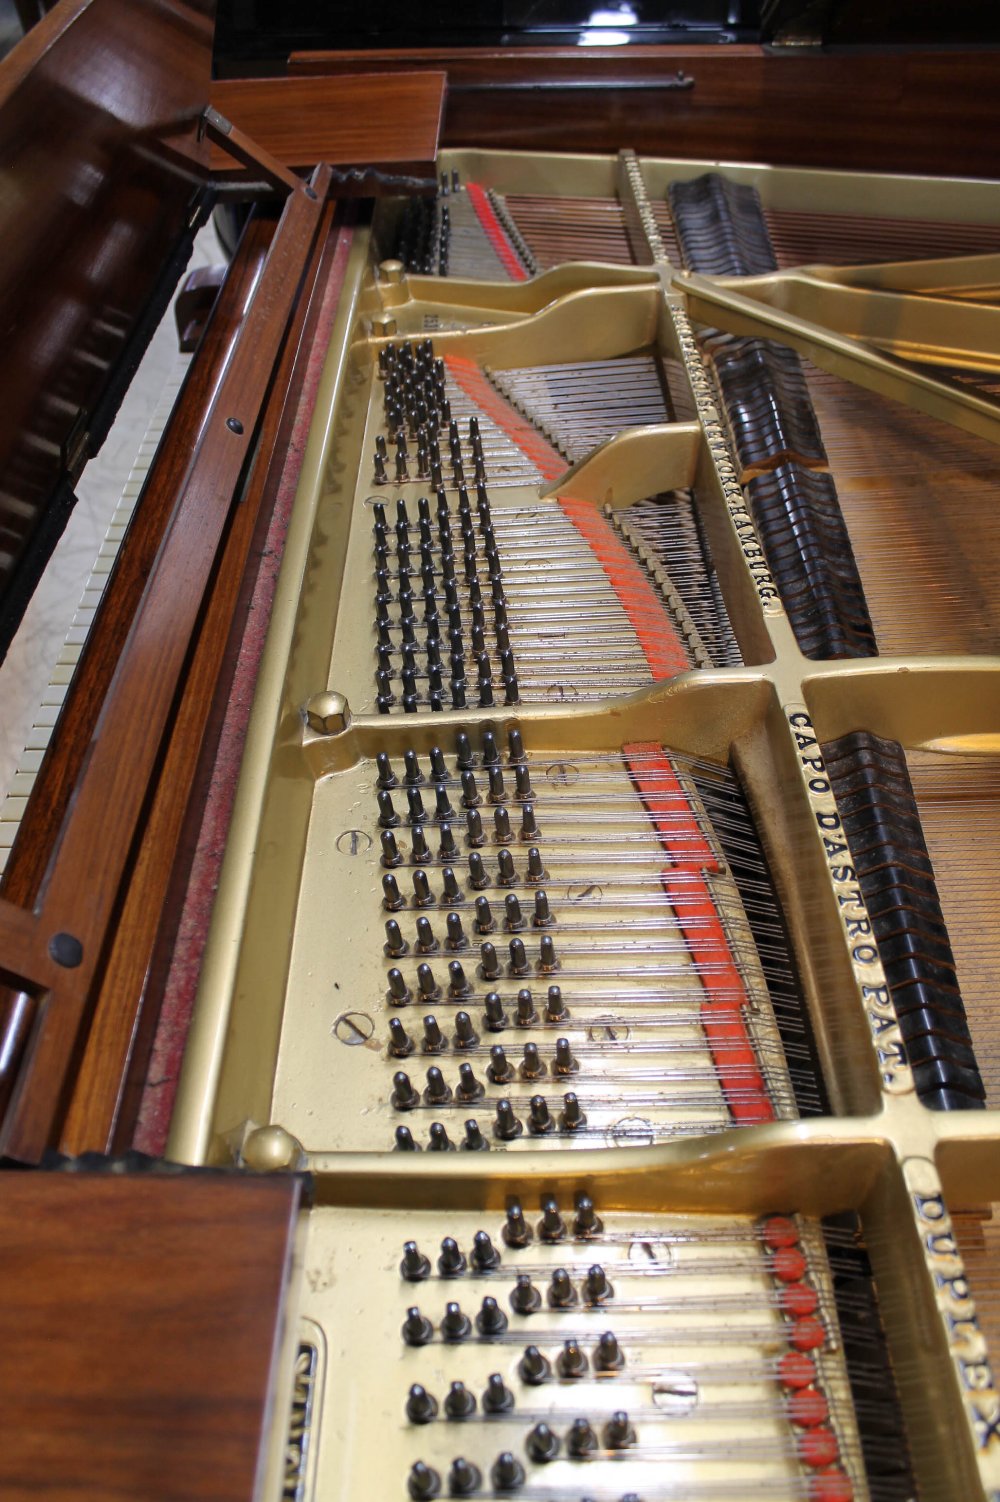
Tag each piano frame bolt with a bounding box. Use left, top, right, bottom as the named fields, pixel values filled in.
left=303, top=691, right=351, bottom=736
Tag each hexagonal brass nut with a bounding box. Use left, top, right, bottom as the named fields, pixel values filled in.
left=378, top=258, right=405, bottom=284
left=304, top=691, right=351, bottom=736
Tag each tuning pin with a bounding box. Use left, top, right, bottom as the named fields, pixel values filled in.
left=468, top=851, right=489, bottom=889
left=567, top=1417, right=598, bottom=1457
left=453, top=1011, right=478, bottom=1049
left=514, top=763, right=532, bottom=799
left=479, top=992, right=504, bottom=1032
left=494, top=806, right=512, bottom=842
left=407, top=786, right=426, bottom=824
left=401, top=1241, right=432, bottom=1281
left=552, top=1037, right=577, bottom=1076
left=493, top=1099, right=522, bottom=1140
left=444, top=1379, right=476, bottom=1419
left=462, top=1118, right=489, bottom=1151
left=604, top=1411, right=636, bottom=1449
left=387, top=968, right=412, bottom=1006
left=380, top=829, right=402, bottom=868
left=545, top=983, right=567, bottom=1021
left=574, top=1193, right=603, bottom=1237
left=476, top=1296, right=509, bottom=1336
left=449, top=960, right=472, bottom=999
left=429, top=744, right=448, bottom=781
left=521, top=803, right=538, bottom=839
left=407, top=1461, right=440, bottom=1499
left=510, top=1274, right=542, bottom=1315
left=486, top=764, right=505, bottom=803
left=520, top=1042, right=545, bottom=1080
left=388, top=1017, right=414, bottom=1057
left=416, top=916, right=438, bottom=955
left=482, top=1373, right=514, bottom=1413
left=490, top=1453, right=525, bottom=1492
left=561, top=1093, right=586, bottom=1131
left=455, top=1061, right=483, bottom=1101
left=504, top=894, right=524, bottom=931
left=466, top=808, right=485, bottom=846
left=402, top=1306, right=434, bottom=1345
left=548, top=1268, right=576, bottom=1308
left=375, top=750, right=397, bottom=788
left=480, top=942, right=500, bottom=981
left=538, top=1196, right=565, bottom=1242
left=382, top=873, right=405, bottom=911
left=526, top=1423, right=560, bottom=1464
left=421, top=1013, right=445, bottom=1053
left=425, top=1065, right=451, bottom=1104
left=503, top=1199, right=532, bottom=1247
left=403, top=749, right=422, bottom=785
left=515, top=989, right=536, bottom=1027
left=392, top=1072, right=420, bottom=1110
left=439, top=823, right=458, bottom=860
left=406, top=1384, right=438, bottom=1424
left=447, top=1459, right=480, bottom=1497
left=528, top=1096, right=553, bottom=1134
left=442, top=868, right=462, bottom=905
left=481, top=730, right=499, bottom=765
left=428, top=1122, right=455, bottom=1152
left=434, top=785, right=454, bottom=820
left=497, top=848, right=516, bottom=885
left=488, top=1044, right=515, bottom=1084
left=471, top=1230, right=501, bottom=1271
left=557, top=1339, right=588, bottom=1377
left=532, top=890, right=552, bottom=927
left=394, top=1124, right=419, bottom=1150
left=461, top=769, right=480, bottom=808
left=475, top=896, right=495, bottom=933
left=518, top=1346, right=550, bottom=1386
left=413, top=869, right=434, bottom=907
left=385, top=919, right=408, bottom=958
left=440, top=1302, right=471, bottom=1341
left=509, top=938, right=529, bottom=976
left=525, top=847, right=546, bottom=884
left=455, top=732, right=474, bottom=769
left=417, top=963, right=440, bottom=1001
left=411, top=825, right=431, bottom=864
left=585, top=1265, right=614, bottom=1304
left=595, top=1329, right=625, bottom=1370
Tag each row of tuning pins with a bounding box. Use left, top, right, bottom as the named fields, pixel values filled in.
left=377, top=740, right=531, bottom=795
left=393, top=1088, right=586, bottom=1145
left=408, top=1423, right=638, bottom=1499
left=372, top=486, right=517, bottom=712
left=377, top=729, right=528, bottom=779
left=401, top=1196, right=604, bottom=1258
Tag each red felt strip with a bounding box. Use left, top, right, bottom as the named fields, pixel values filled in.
left=443, top=355, right=566, bottom=480
left=559, top=499, right=691, bottom=680
left=466, top=182, right=530, bottom=281
left=623, top=741, right=774, bottom=1125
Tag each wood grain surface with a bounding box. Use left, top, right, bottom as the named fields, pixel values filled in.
left=59, top=206, right=345, bottom=1156
left=210, top=70, right=445, bottom=179
left=0, top=1171, right=303, bottom=1502
left=0, top=171, right=331, bottom=1163
left=288, top=46, right=1000, bottom=178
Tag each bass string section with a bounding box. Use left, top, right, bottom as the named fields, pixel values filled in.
left=389, top=167, right=1000, bottom=284
left=367, top=337, right=738, bottom=715
left=300, top=1195, right=918, bottom=1502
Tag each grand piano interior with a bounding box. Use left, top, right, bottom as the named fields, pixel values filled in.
left=0, top=3, right=999, bottom=1499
